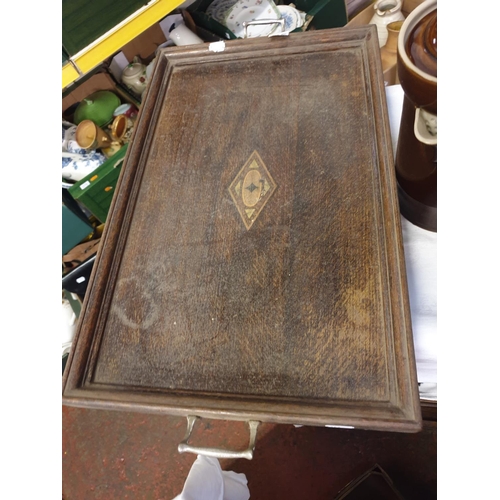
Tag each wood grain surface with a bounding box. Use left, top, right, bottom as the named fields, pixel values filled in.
left=63, top=27, right=422, bottom=432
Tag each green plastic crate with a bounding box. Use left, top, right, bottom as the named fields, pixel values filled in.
left=187, top=0, right=347, bottom=40
left=69, top=144, right=128, bottom=223
left=62, top=0, right=148, bottom=56
left=62, top=205, right=94, bottom=255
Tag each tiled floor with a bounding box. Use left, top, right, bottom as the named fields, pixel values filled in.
left=63, top=406, right=436, bottom=499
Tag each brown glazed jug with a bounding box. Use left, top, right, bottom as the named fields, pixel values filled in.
left=395, top=0, right=437, bottom=231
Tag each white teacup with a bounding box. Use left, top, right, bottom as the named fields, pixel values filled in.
left=169, top=23, right=204, bottom=46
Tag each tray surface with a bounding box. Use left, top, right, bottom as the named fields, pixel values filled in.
left=63, top=27, right=421, bottom=432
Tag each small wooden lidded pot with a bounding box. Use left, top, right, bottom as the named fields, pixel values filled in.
left=75, top=120, right=112, bottom=150
left=110, top=115, right=128, bottom=142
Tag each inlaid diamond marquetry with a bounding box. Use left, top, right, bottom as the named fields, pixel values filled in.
left=228, top=151, right=277, bottom=230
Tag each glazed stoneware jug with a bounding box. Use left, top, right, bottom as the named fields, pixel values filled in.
left=370, top=0, right=405, bottom=48
left=380, top=21, right=403, bottom=86
left=395, top=0, right=437, bottom=232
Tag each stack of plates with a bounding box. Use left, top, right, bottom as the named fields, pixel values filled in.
left=207, top=0, right=282, bottom=38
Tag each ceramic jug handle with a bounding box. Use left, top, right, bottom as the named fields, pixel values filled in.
left=375, top=0, right=403, bottom=16
left=178, top=415, right=260, bottom=460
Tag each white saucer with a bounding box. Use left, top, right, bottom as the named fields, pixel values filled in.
left=225, top=0, right=281, bottom=38
left=277, top=5, right=303, bottom=32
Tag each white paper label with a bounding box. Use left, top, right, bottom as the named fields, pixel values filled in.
left=209, top=41, right=225, bottom=53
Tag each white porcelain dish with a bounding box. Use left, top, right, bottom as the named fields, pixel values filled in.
left=225, top=0, right=281, bottom=38
left=277, top=5, right=302, bottom=32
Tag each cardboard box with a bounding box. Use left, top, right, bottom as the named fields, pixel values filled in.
left=108, top=18, right=180, bottom=93
left=344, top=1, right=375, bottom=27
left=401, top=0, right=426, bottom=17
left=62, top=71, right=139, bottom=122
left=120, top=21, right=168, bottom=62
left=62, top=72, right=118, bottom=114
left=345, top=0, right=425, bottom=27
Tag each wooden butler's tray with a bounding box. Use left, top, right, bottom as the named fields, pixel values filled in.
left=63, top=26, right=422, bottom=447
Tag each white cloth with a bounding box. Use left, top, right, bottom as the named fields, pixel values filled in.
left=385, top=85, right=437, bottom=398
left=401, top=216, right=437, bottom=390
left=385, top=85, right=405, bottom=159
left=173, top=455, right=250, bottom=500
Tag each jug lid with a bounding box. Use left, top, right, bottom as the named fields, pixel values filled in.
left=398, top=0, right=437, bottom=83
left=405, top=10, right=436, bottom=78
left=122, top=62, right=146, bottom=78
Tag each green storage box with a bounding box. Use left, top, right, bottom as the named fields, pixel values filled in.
left=63, top=0, right=148, bottom=56
left=62, top=205, right=94, bottom=255
left=187, top=0, right=347, bottom=40
left=69, top=144, right=128, bottom=223
left=292, top=0, right=347, bottom=30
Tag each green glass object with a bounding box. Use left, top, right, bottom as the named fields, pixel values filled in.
left=74, top=91, right=121, bottom=127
